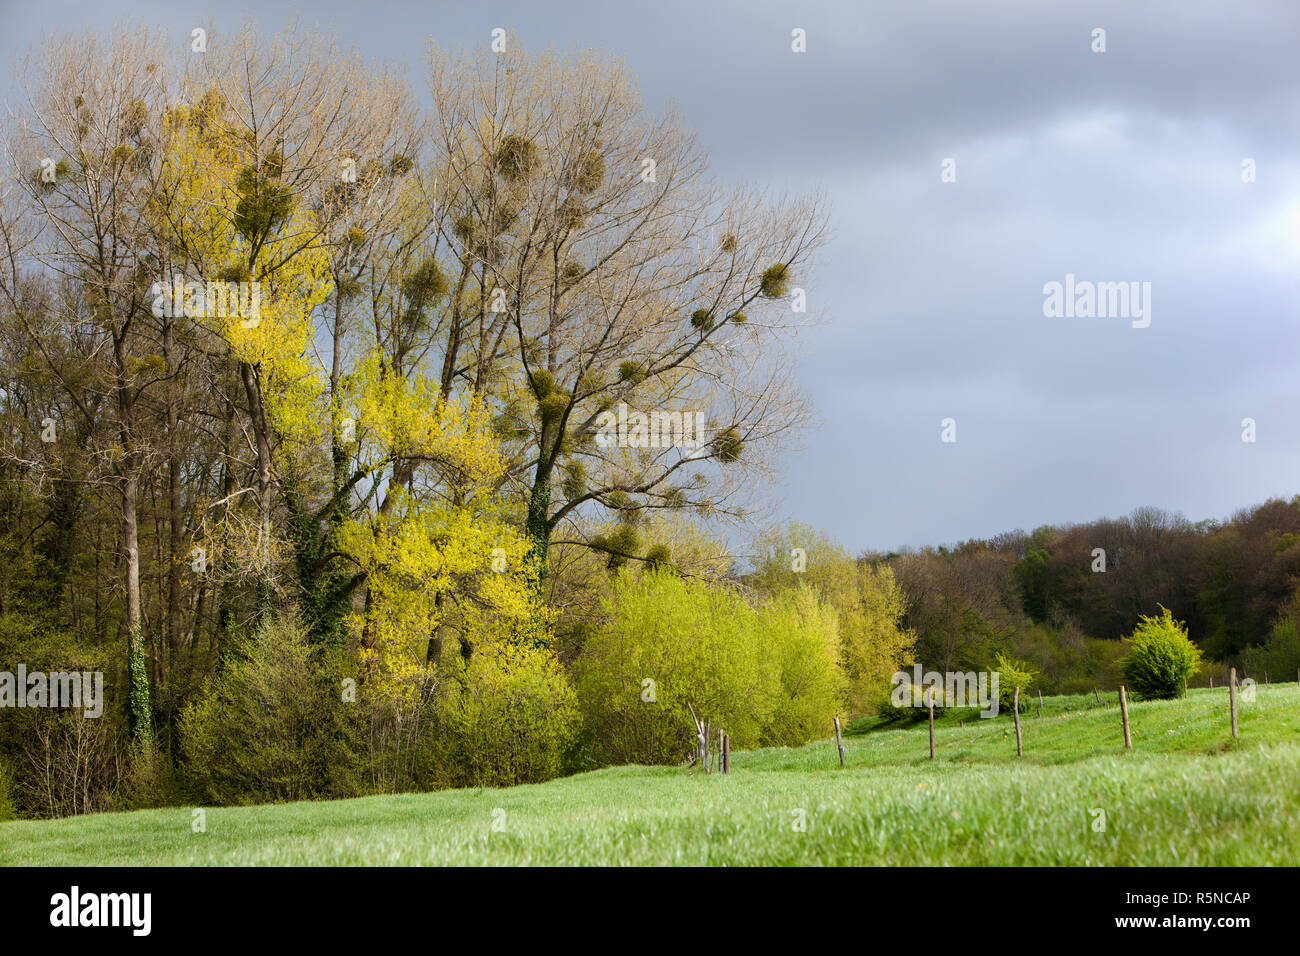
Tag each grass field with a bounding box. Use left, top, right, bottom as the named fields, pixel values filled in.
left=3, top=685, right=1298, bottom=865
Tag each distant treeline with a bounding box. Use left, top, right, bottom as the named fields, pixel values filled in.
left=880, top=498, right=1300, bottom=693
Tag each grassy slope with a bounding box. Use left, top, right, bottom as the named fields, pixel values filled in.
left=2, top=686, right=1297, bottom=866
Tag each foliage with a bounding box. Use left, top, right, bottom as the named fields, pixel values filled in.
left=0, top=756, right=16, bottom=821
left=758, top=587, right=846, bottom=745
left=750, top=523, right=913, bottom=716
left=1241, top=593, right=1300, bottom=682
left=992, top=652, right=1038, bottom=713
left=572, top=571, right=844, bottom=766
left=876, top=679, right=941, bottom=723
left=1120, top=607, right=1202, bottom=700
left=436, top=641, right=579, bottom=787
left=179, top=615, right=366, bottom=805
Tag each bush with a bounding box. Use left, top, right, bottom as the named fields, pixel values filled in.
left=573, top=572, right=768, bottom=766
left=1242, top=596, right=1300, bottom=683
left=179, top=614, right=366, bottom=805
left=0, top=615, right=119, bottom=818
left=0, top=756, right=16, bottom=821
left=436, top=641, right=579, bottom=788
left=114, top=739, right=175, bottom=811
left=993, top=652, right=1038, bottom=713
left=748, top=524, right=913, bottom=718
left=572, top=571, right=845, bottom=766
left=1119, top=606, right=1201, bottom=700
left=757, top=587, right=845, bottom=746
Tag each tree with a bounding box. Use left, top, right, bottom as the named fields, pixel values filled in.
left=422, top=46, right=829, bottom=593
left=750, top=523, right=913, bottom=716
left=1119, top=606, right=1201, bottom=699
left=3, top=27, right=178, bottom=745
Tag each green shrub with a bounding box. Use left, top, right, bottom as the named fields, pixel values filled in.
left=572, top=572, right=768, bottom=766
left=114, top=739, right=174, bottom=811
left=758, top=587, right=846, bottom=746
left=748, top=523, right=914, bottom=718
left=993, top=652, right=1038, bottom=713
left=1119, top=606, right=1201, bottom=700
left=572, top=571, right=845, bottom=766
left=179, top=614, right=365, bottom=805
left=436, top=641, right=578, bottom=788
left=0, top=615, right=119, bottom=818
left=1242, top=597, right=1300, bottom=683
left=1056, top=676, right=1103, bottom=697
left=0, top=756, right=16, bottom=821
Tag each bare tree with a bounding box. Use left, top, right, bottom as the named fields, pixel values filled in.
left=422, top=45, right=829, bottom=585
left=3, top=26, right=178, bottom=744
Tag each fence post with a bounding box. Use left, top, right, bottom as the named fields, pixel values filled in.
left=928, top=690, right=936, bottom=760
left=1013, top=687, right=1023, bottom=757
left=1036, top=689, right=1043, bottom=718
left=722, top=734, right=730, bottom=774
left=833, top=717, right=846, bottom=768
left=1229, top=667, right=1239, bottom=740
left=1119, top=685, right=1132, bottom=750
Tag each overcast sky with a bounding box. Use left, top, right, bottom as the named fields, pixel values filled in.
left=3, top=0, right=1297, bottom=553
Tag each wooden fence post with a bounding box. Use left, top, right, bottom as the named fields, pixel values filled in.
left=1118, top=685, right=1132, bottom=750
left=722, top=734, right=730, bottom=774
left=1229, top=667, right=1239, bottom=740
left=928, top=690, right=936, bottom=760
left=1036, top=689, right=1043, bottom=718
left=833, top=717, right=846, bottom=768
left=688, top=703, right=709, bottom=771
left=1013, top=687, right=1023, bottom=757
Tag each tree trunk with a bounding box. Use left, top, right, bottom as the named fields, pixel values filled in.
left=164, top=319, right=183, bottom=678
left=122, top=463, right=152, bottom=746
left=240, top=361, right=275, bottom=612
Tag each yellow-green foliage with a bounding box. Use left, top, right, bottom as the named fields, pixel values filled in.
left=153, top=106, right=333, bottom=446
left=572, top=571, right=845, bottom=766
left=436, top=642, right=578, bottom=787
left=758, top=587, right=846, bottom=746
left=751, top=523, right=914, bottom=716
left=993, top=652, right=1039, bottom=712
left=1120, top=606, right=1202, bottom=700
left=335, top=369, right=542, bottom=702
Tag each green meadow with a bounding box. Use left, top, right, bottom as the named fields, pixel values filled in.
left=3, top=685, right=1296, bottom=866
